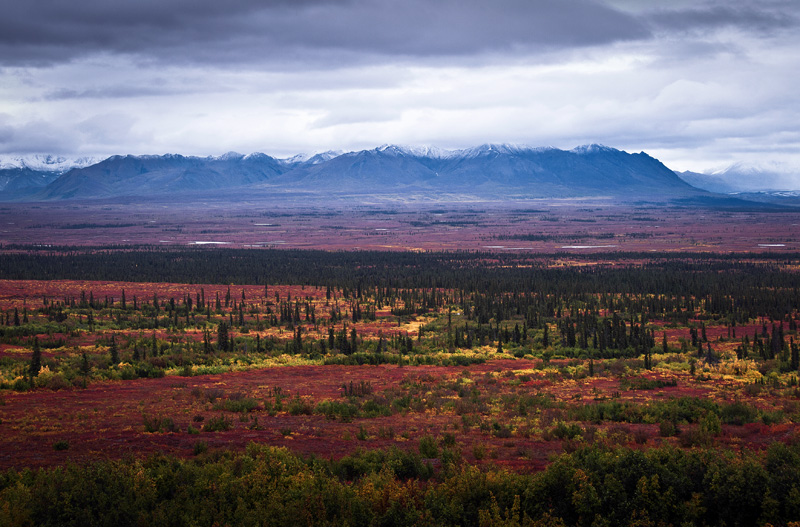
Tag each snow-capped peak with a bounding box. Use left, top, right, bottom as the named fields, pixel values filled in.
left=373, top=144, right=451, bottom=158
left=0, top=154, right=102, bottom=172
left=215, top=151, right=244, bottom=161
left=281, top=150, right=343, bottom=165
left=456, top=143, right=538, bottom=158
left=571, top=144, right=617, bottom=155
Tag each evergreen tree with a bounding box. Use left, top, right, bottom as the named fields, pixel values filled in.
left=109, top=335, right=119, bottom=365
left=217, top=322, right=229, bottom=352
left=29, top=337, right=42, bottom=378
left=81, top=352, right=90, bottom=387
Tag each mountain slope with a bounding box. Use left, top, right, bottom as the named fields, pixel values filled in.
left=676, top=163, right=800, bottom=194
left=4, top=144, right=707, bottom=201
left=0, top=168, right=60, bottom=192
left=265, top=143, right=699, bottom=198
left=34, top=153, right=288, bottom=200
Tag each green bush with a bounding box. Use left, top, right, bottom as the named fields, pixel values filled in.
left=192, top=440, right=208, bottom=455
left=4, top=442, right=800, bottom=526
left=218, top=397, right=258, bottom=413
left=287, top=396, right=314, bottom=415
left=720, top=401, right=759, bottom=425
left=142, top=414, right=177, bottom=433
left=699, top=412, right=722, bottom=436
left=548, top=421, right=582, bottom=440
left=418, top=435, right=439, bottom=458
left=659, top=420, right=679, bottom=437
left=203, top=415, right=232, bottom=432
left=316, top=400, right=359, bottom=422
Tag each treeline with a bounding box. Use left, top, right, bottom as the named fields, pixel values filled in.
left=1, top=247, right=799, bottom=296
left=2, top=442, right=800, bottom=526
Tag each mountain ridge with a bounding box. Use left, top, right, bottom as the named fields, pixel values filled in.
left=1, top=144, right=706, bottom=202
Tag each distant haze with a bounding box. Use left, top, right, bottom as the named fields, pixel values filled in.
left=1, top=1, right=799, bottom=189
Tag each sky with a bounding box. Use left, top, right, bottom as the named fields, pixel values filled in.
left=0, top=0, right=798, bottom=176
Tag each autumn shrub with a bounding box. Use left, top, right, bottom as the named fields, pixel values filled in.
left=762, top=410, right=785, bottom=425
left=492, top=423, right=513, bottom=439
left=659, top=420, right=679, bottom=437
left=679, top=427, right=712, bottom=447
left=350, top=424, right=370, bottom=441
left=192, top=440, right=207, bottom=455
left=195, top=387, right=224, bottom=403
left=699, top=412, right=722, bottom=436
left=547, top=421, right=582, bottom=440
left=330, top=446, right=433, bottom=481
left=35, top=371, right=71, bottom=391
left=620, top=376, right=677, bottom=391
left=418, top=435, right=439, bottom=458
left=472, top=443, right=488, bottom=460
left=441, top=432, right=457, bottom=447
left=377, top=426, right=395, bottom=439
left=218, top=397, right=258, bottom=413
left=11, top=378, right=30, bottom=391
left=360, top=397, right=391, bottom=418
left=142, top=414, right=177, bottom=433
left=316, top=400, right=358, bottom=422
left=632, top=427, right=649, bottom=444
left=203, top=415, right=232, bottom=432
left=720, top=401, right=759, bottom=425
left=605, top=424, right=633, bottom=444
left=5, top=442, right=800, bottom=526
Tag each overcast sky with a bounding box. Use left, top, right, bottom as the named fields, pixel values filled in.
left=1, top=0, right=798, bottom=174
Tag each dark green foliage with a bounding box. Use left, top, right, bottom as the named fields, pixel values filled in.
left=142, top=414, right=177, bottom=434
left=4, top=443, right=800, bottom=526
left=418, top=435, right=439, bottom=458
left=2, top=250, right=799, bottom=323
left=203, top=415, right=232, bottom=432
left=216, top=397, right=258, bottom=414
left=286, top=396, right=314, bottom=416
left=109, top=335, right=119, bottom=365
left=315, top=400, right=359, bottom=422
left=29, top=336, right=41, bottom=378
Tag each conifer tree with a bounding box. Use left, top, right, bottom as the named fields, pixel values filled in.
left=109, top=335, right=119, bottom=365
left=29, top=337, right=42, bottom=378
left=217, top=322, right=229, bottom=352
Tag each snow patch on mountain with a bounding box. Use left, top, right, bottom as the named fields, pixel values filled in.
left=0, top=154, right=102, bottom=173
left=280, top=151, right=343, bottom=165
left=571, top=144, right=617, bottom=155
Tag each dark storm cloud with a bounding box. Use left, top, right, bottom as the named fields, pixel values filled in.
left=0, top=0, right=649, bottom=66
left=647, top=4, right=798, bottom=34
left=43, top=83, right=212, bottom=101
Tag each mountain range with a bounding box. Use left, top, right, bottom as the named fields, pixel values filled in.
left=0, top=144, right=739, bottom=202
left=677, top=163, right=800, bottom=194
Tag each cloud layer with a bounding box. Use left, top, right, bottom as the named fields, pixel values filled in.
left=1, top=0, right=799, bottom=184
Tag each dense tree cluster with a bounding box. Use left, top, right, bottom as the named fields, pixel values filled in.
left=3, top=442, right=800, bottom=526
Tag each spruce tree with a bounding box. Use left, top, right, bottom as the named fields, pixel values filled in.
left=81, top=352, right=90, bottom=387
left=109, top=335, right=119, bottom=365
left=29, top=337, right=42, bottom=378
left=217, top=322, right=229, bottom=352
